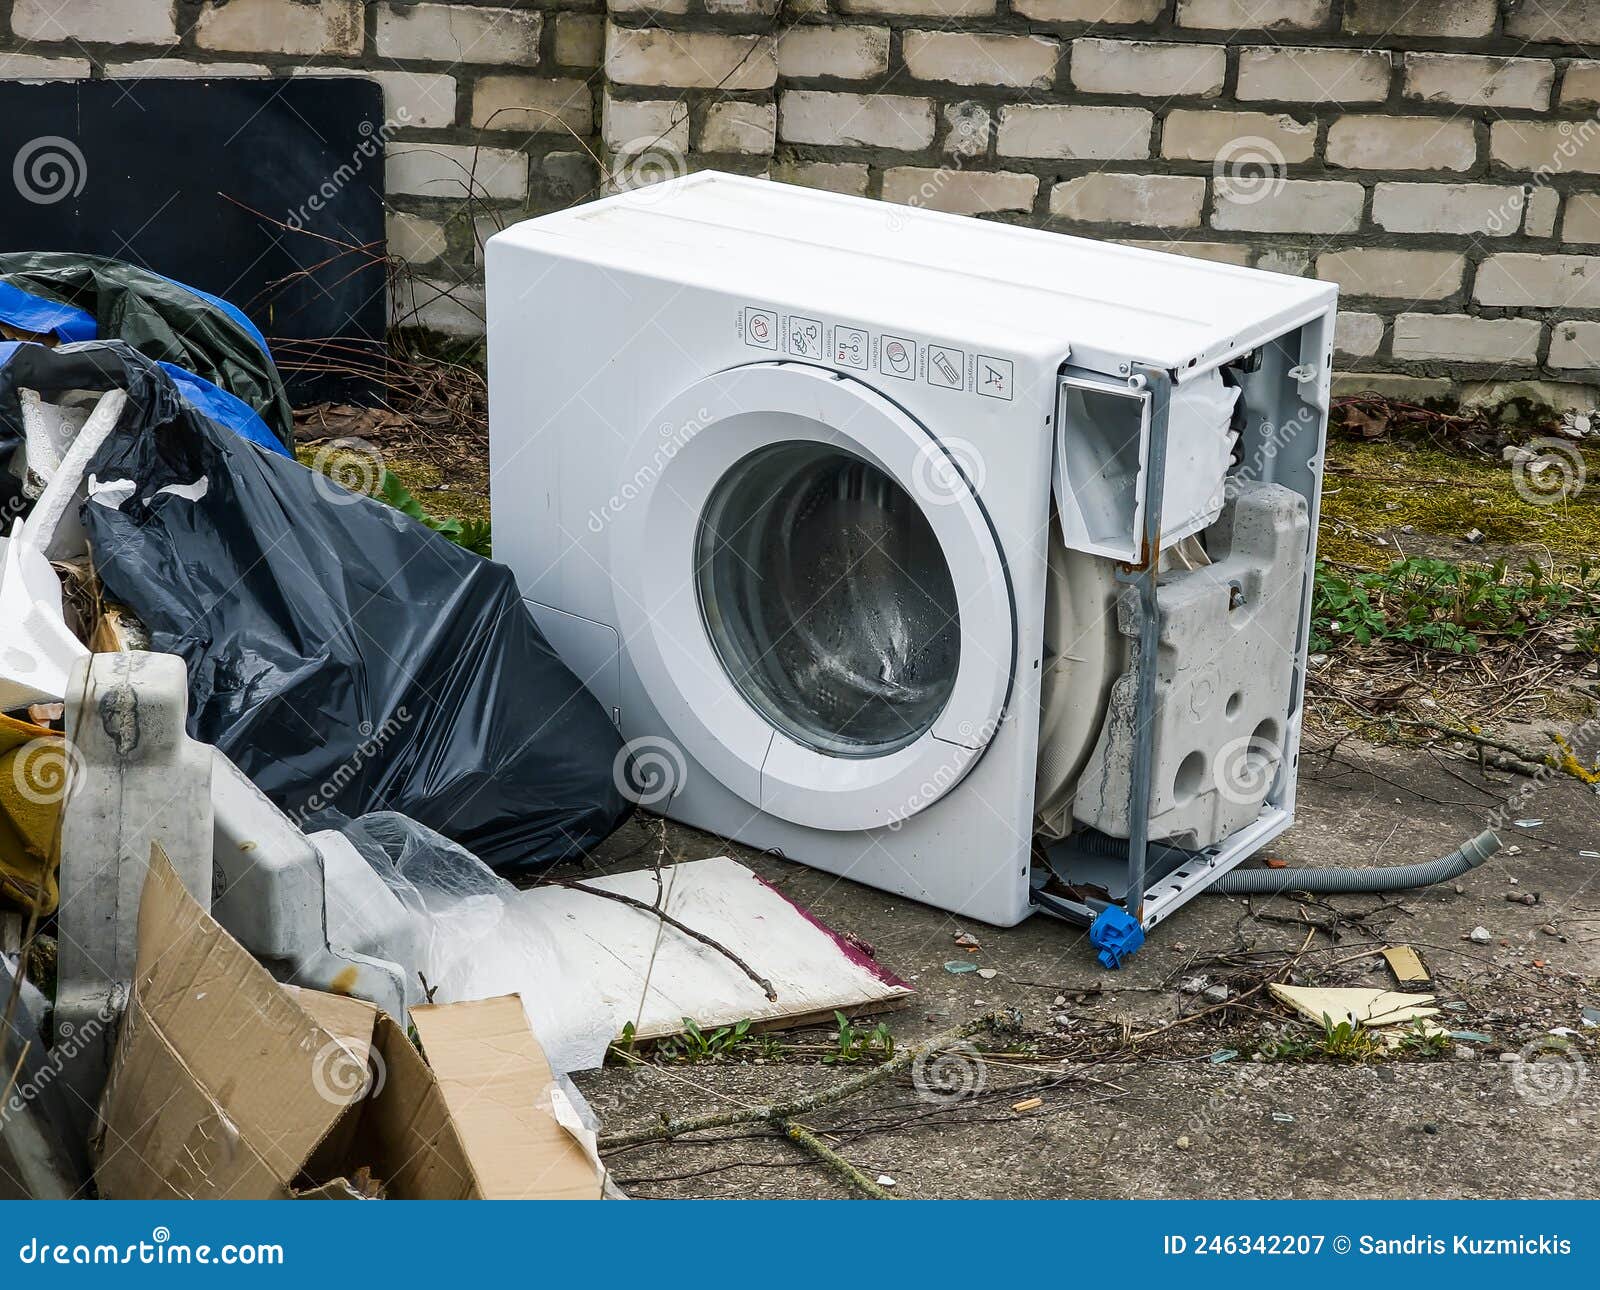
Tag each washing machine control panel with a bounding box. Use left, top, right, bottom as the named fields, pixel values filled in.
left=738, top=304, right=1012, bottom=402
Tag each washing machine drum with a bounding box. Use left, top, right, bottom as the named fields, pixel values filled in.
left=697, top=440, right=962, bottom=759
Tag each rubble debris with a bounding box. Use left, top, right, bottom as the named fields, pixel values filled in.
left=1468, top=926, right=1493, bottom=944
left=1270, top=984, right=1441, bottom=1031
left=1381, top=945, right=1431, bottom=988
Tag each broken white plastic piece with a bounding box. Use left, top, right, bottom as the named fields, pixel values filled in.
left=0, top=518, right=89, bottom=709
left=19, top=385, right=127, bottom=561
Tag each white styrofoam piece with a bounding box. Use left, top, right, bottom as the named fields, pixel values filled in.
left=20, top=385, right=127, bottom=560
left=0, top=518, right=89, bottom=709
left=431, top=856, right=912, bottom=1074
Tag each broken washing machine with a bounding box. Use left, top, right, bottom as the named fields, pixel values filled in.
left=487, top=173, right=1336, bottom=947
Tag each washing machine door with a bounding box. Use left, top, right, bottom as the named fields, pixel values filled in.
left=610, top=362, right=1015, bottom=831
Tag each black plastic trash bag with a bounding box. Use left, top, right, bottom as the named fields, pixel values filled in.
left=0, top=341, right=628, bottom=869
left=0, top=251, right=294, bottom=448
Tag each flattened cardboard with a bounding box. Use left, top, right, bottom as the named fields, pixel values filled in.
left=95, top=844, right=605, bottom=1200
left=94, top=845, right=366, bottom=1199
left=411, top=997, right=602, bottom=1200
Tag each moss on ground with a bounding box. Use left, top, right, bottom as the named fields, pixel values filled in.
left=294, top=445, right=490, bottom=525
left=1319, top=438, right=1600, bottom=568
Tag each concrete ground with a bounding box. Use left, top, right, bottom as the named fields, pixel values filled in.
left=572, top=736, right=1600, bottom=1199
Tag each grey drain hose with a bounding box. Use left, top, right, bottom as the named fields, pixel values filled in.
left=1208, top=829, right=1502, bottom=896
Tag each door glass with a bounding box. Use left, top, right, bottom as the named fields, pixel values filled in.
left=697, top=441, right=961, bottom=758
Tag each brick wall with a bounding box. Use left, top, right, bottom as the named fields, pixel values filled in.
left=603, top=0, right=1600, bottom=410
left=3, top=2, right=1599, bottom=407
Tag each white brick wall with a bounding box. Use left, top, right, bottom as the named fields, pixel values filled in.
left=607, top=26, right=775, bottom=91
left=1212, top=180, right=1364, bottom=234
left=1392, top=315, right=1542, bottom=364
left=12, top=0, right=177, bottom=45
left=195, top=0, right=363, bottom=57
left=1071, top=39, right=1224, bottom=99
left=3, top=0, right=1592, bottom=380
left=1325, top=117, right=1476, bottom=172
left=1161, top=110, right=1317, bottom=162
left=1402, top=54, right=1554, bottom=110
left=376, top=4, right=543, bottom=65
left=996, top=104, right=1153, bottom=159
left=882, top=167, right=1038, bottom=214
left=1315, top=249, right=1465, bottom=301
left=904, top=33, right=1059, bottom=89
left=1050, top=173, right=1205, bottom=228
left=778, top=26, right=890, bottom=81
left=781, top=91, right=935, bottom=150
left=1236, top=47, right=1392, bottom=104
left=1372, top=183, right=1522, bottom=236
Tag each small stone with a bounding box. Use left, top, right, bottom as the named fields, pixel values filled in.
left=1423, top=1122, right=1438, bottom=1135
left=1503, top=444, right=1537, bottom=463
left=1464, top=528, right=1485, bottom=544
left=1180, top=976, right=1208, bottom=995
left=1176, top=1135, right=1191, bottom=1150
left=1053, top=994, right=1066, bottom=1005
left=1469, top=926, right=1492, bottom=944
left=1506, top=846, right=1521, bottom=857
left=1499, top=1052, right=1520, bottom=1063
left=1453, top=884, right=1465, bottom=895
left=876, top=1173, right=896, bottom=1187
left=977, top=968, right=997, bottom=980
left=1539, top=924, right=1560, bottom=937
left=1453, top=1045, right=1477, bottom=1060
left=1202, top=984, right=1230, bottom=1004
left=1307, top=653, right=1329, bottom=668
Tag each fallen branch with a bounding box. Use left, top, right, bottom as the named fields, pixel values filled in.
left=774, top=1116, right=895, bottom=1199
left=600, top=1010, right=1010, bottom=1149
left=555, top=878, right=778, bottom=1001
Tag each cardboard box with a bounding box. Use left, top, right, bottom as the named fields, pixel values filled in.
left=93, top=845, right=604, bottom=1199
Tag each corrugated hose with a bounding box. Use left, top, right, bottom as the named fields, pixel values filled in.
left=1207, top=829, right=1502, bottom=895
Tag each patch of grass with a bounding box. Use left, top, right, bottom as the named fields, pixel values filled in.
left=823, top=1011, right=895, bottom=1065
left=1311, top=556, right=1600, bottom=655
left=1318, top=439, right=1600, bottom=568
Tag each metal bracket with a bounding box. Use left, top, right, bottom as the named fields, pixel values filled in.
left=1110, top=364, right=1174, bottom=927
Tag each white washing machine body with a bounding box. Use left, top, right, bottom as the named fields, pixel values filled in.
left=488, top=173, right=1337, bottom=927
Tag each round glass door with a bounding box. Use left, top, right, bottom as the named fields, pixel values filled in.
left=696, top=441, right=960, bottom=758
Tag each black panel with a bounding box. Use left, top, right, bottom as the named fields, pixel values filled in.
left=0, top=78, right=387, bottom=403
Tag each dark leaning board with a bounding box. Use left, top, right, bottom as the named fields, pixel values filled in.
left=0, top=76, right=388, bottom=405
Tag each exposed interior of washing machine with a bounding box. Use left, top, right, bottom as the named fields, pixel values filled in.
left=1034, top=321, right=1326, bottom=914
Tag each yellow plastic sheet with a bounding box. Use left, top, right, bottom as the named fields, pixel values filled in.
left=0, top=711, right=65, bottom=914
